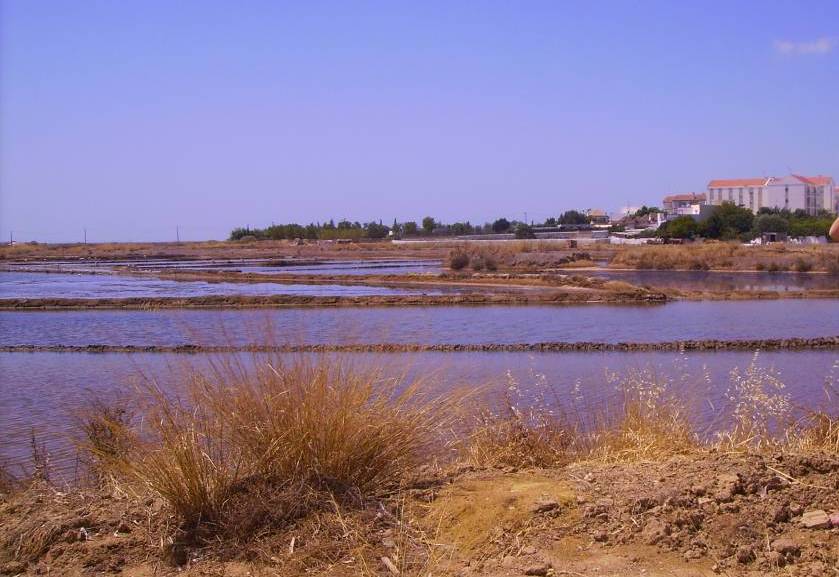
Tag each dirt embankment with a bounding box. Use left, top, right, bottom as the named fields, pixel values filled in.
left=2, top=336, right=837, bottom=354
left=2, top=451, right=838, bottom=576
left=0, top=239, right=446, bottom=262
left=0, top=288, right=667, bottom=310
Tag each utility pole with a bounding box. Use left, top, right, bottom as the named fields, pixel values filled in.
left=9, top=231, right=12, bottom=246
left=84, top=228, right=87, bottom=244
left=176, top=225, right=180, bottom=243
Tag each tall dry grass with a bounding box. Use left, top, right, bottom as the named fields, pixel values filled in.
left=611, top=242, right=839, bottom=272
left=586, top=359, right=702, bottom=461
left=463, top=374, right=576, bottom=469
left=91, top=357, right=463, bottom=537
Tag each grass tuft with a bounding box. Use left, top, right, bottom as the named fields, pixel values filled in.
left=101, top=357, right=462, bottom=539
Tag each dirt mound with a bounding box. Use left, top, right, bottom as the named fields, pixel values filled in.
left=2, top=452, right=838, bottom=576
left=562, top=451, right=839, bottom=575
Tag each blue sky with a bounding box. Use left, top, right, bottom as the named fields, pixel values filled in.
left=1, top=1, right=837, bottom=242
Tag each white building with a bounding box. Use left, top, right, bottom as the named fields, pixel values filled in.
left=707, top=175, right=835, bottom=215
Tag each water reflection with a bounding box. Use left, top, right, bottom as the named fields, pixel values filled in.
left=1, top=350, right=836, bottom=478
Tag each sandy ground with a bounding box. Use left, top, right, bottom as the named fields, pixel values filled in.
left=2, top=451, right=838, bottom=576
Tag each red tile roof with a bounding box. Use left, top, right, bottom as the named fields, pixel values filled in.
left=708, top=178, right=769, bottom=188
left=663, top=193, right=706, bottom=203
left=793, top=174, right=833, bottom=186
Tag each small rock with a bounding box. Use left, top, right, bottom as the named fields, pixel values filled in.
left=531, top=498, right=559, bottom=514
left=78, top=527, right=89, bottom=541
left=593, top=529, right=608, bottom=543
left=800, top=509, right=830, bottom=529
left=523, top=563, right=551, bottom=576
left=522, top=545, right=537, bottom=555
left=771, top=538, right=799, bottom=556
left=772, top=504, right=790, bottom=523
left=829, top=511, right=839, bottom=528
left=382, top=537, right=396, bottom=548
left=735, top=546, right=755, bottom=564
left=501, top=556, right=516, bottom=568
left=766, top=551, right=785, bottom=568
left=641, top=519, right=671, bottom=545
left=583, top=473, right=595, bottom=482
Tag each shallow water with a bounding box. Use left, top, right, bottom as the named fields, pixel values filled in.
left=232, top=259, right=443, bottom=276
left=1, top=350, right=836, bottom=478
left=1, top=300, right=837, bottom=348
left=5, top=258, right=443, bottom=276
left=0, top=271, right=446, bottom=299
left=590, top=269, right=838, bottom=292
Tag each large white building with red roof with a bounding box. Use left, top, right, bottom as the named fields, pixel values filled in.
left=707, top=174, right=836, bottom=215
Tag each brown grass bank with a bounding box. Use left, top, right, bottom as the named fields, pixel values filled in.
left=2, top=355, right=839, bottom=576
left=610, top=242, right=839, bottom=272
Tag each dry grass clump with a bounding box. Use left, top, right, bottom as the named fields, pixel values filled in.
left=446, top=245, right=503, bottom=270
left=589, top=364, right=700, bottom=461
left=461, top=369, right=581, bottom=469
left=464, top=403, right=576, bottom=469
left=611, top=243, right=739, bottom=270
left=94, top=357, right=462, bottom=540
left=610, top=242, right=839, bottom=272
left=76, top=399, right=136, bottom=480
left=792, top=412, right=839, bottom=454
left=0, top=464, right=16, bottom=497
left=718, top=352, right=791, bottom=450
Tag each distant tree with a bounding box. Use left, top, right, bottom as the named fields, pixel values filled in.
left=491, top=218, right=511, bottom=233
left=543, top=217, right=557, bottom=227
left=704, top=202, right=754, bottom=240
left=558, top=210, right=588, bottom=225
left=753, top=214, right=789, bottom=235
left=634, top=206, right=661, bottom=217
left=365, top=221, right=390, bottom=239
left=229, top=227, right=255, bottom=241
left=403, top=221, right=418, bottom=236
left=514, top=223, right=536, bottom=239
left=450, top=222, right=474, bottom=236
left=422, top=216, right=436, bottom=235
left=660, top=216, right=700, bottom=239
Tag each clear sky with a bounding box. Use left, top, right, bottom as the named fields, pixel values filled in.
left=1, top=1, right=837, bottom=242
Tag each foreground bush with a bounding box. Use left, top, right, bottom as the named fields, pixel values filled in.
left=97, top=358, right=461, bottom=536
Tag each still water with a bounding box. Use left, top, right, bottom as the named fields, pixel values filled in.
left=2, top=300, right=837, bottom=348
left=0, top=271, right=447, bottom=300
left=1, top=350, right=836, bottom=478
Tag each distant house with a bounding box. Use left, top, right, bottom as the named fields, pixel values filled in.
left=707, top=174, right=836, bottom=216
left=585, top=209, right=610, bottom=225
left=662, top=193, right=706, bottom=215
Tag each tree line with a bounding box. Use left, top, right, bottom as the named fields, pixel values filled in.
left=658, top=204, right=836, bottom=241
left=228, top=210, right=606, bottom=241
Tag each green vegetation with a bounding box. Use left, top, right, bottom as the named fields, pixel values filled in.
left=658, top=203, right=836, bottom=241
left=514, top=223, right=536, bottom=239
